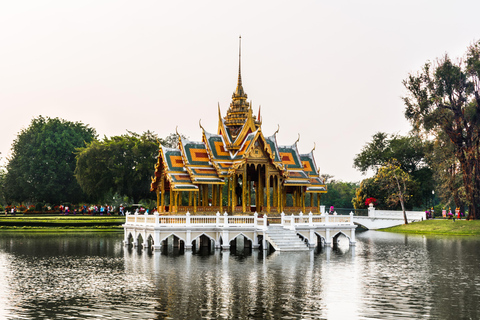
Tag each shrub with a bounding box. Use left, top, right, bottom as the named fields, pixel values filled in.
left=35, top=202, right=44, bottom=212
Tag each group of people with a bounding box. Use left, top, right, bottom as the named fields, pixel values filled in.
left=4, top=206, right=17, bottom=216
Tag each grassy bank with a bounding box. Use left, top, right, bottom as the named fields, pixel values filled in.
left=381, top=219, right=480, bottom=236
left=0, top=215, right=125, bottom=231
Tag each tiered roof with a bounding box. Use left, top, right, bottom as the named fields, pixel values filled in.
left=151, top=37, right=326, bottom=195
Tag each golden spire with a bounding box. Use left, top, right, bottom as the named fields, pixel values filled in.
left=234, top=35, right=246, bottom=99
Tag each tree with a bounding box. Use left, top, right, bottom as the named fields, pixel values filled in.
left=3, top=116, right=96, bottom=204
left=0, top=156, right=5, bottom=205
left=75, top=132, right=182, bottom=203
left=375, top=161, right=415, bottom=224
left=320, top=176, right=359, bottom=208
left=427, top=130, right=466, bottom=211
left=403, top=41, right=480, bottom=219
left=353, top=132, right=433, bottom=208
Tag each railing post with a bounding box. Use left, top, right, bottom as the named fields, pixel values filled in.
left=264, top=214, right=268, bottom=228
left=325, top=212, right=329, bottom=224
left=154, top=211, right=160, bottom=227
left=186, top=211, right=191, bottom=226
left=216, top=211, right=220, bottom=227
left=320, top=205, right=325, bottom=214
left=309, top=212, right=313, bottom=226
left=281, top=212, right=285, bottom=226
left=254, top=212, right=258, bottom=228
left=224, top=212, right=229, bottom=226
left=291, top=214, right=294, bottom=227
left=350, top=211, right=354, bottom=225
left=368, top=203, right=375, bottom=217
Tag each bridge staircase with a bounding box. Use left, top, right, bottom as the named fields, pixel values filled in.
left=264, top=225, right=309, bottom=251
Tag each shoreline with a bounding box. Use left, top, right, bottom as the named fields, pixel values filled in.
left=380, top=219, right=480, bottom=236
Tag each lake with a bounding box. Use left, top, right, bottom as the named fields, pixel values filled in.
left=0, top=231, right=479, bottom=319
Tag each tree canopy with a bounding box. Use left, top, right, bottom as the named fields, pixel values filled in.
left=353, top=132, right=433, bottom=209
left=75, top=132, right=180, bottom=204
left=3, top=116, right=97, bottom=204
left=403, top=41, right=480, bottom=219
left=320, top=176, right=358, bottom=208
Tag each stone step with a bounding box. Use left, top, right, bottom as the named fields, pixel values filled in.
left=265, top=226, right=309, bottom=251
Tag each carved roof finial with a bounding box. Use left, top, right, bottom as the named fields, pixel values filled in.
left=274, top=124, right=280, bottom=136
left=295, top=133, right=300, bottom=145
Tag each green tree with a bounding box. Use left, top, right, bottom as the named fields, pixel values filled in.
left=0, top=155, right=5, bottom=206
left=75, top=132, right=181, bottom=203
left=353, top=132, right=433, bottom=208
left=3, top=116, right=96, bottom=204
left=427, top=130, right=466, bottom=211
left=375, top=161, right=415, bottom=224
left=403, top=41, right=480, bottom=219
left=320, top=176, right=358, bottom=208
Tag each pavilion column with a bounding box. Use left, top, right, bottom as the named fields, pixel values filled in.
left=248, top=178, right=251, bottom=209
left=160, top=176, right=165, bottom=212
left=231, top=175, right=237, bottom=213
left=169, top=187, right=173, bottom=213
left=219, top=183, right=223, bottom=212
left=266, top=166, right=270, bottom=213
left=302, top=190, right=306, bottom=214
left=242, top=167, right=247, bottom=214
left=257, top=166, right=262, bottom=212
left=277, top=178, right=281, bottom=212
left=272, top=176, right=277, bottom=211
left=227, top=178, right=231, bottom=212
left=172, top=191, right=176, bottom=213
left=189, top=191, right=192, bottom=206
left=193, top=191, right=197, bottom=213
left=156, top=186, right=160, bottom=211
left=310, top=193, right=314, bottom=208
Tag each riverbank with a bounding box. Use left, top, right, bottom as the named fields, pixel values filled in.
left=0, top=215, right=125, bottom=232
left=381, top=219, right=480, bottom=236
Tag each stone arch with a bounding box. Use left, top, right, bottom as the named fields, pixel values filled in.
left=353, top=222, right=369, bottom=230
left=229, top=232, right=253, bottom=250
left=145, top=234, right=154, bottom=249
left=192, top=233, right=215, bottom=252
left=125, top=231, right=134, bottom=245
left=136, top=233, right=144, bottom=247
left=192, top=232, right=216, bottom=245
left=332, top=231, right=351, bottom=246
left=160, top=232, right=186, bottom=244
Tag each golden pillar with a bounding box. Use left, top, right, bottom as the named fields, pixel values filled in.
left=242, top=167, right=246, bottom=214
left=219, top=183, right=223, bottom=212
left=156, top=185, right=160, bottom=212
left=266, top=166, right=270, bottom=213
left=160, top=176, right=165, bottom=212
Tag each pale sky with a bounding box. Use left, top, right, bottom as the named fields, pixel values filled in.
left=1, top=1, right=479, bottom=182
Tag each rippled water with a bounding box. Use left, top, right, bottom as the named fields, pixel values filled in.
left=0, top=231, right=479, bottom=319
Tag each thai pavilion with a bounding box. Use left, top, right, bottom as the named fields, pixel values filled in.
left=150, top=44, right=327, bottom=216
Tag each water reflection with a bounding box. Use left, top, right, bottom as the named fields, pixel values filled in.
left=0, top=231, right=479, bottom=319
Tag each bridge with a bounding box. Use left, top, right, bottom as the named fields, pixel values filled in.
left=351, top=206, right=427, bottom=230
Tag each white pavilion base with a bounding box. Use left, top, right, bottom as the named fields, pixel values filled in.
left=123, top=211, right=357, bottom=252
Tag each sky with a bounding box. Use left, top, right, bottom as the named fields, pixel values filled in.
left=1, top=0, right=479, bottom=182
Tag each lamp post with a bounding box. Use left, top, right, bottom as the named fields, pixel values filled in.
left=431, top=190, right=435, bottom=218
